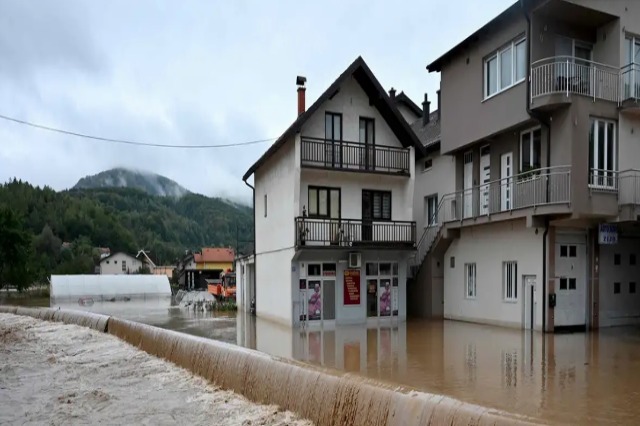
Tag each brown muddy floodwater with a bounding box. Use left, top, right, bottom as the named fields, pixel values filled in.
left=6, top=297, right=639, bottom=425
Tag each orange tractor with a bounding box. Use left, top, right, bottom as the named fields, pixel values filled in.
left=208, top=269, right=236, bottom=301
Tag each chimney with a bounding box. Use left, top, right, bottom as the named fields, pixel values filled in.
left=422, top=93, right=431, bottom=126
left=389, top=87, right=396, bottom=100
left=437, top=88, right=441, bottom=119
left=296, top=75, right=307, bottom=116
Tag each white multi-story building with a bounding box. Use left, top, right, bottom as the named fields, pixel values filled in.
left=242, top=57, right=423, bottom=327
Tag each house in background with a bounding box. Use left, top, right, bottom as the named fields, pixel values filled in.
left=177, top=247, right=235, bottom=290
left=242, top=56, right=423, bottom=327
left=410, top=0, right=640, bottom=332
left=99, top=252, right=143, bottom=275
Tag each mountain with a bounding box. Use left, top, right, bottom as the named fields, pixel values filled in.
left=73, top=168, right=189, bottom=197
left=0, top=178, right=254, bottom=281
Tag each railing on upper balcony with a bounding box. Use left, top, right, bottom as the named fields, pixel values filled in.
left=295, top=217, right=416, bottom=248
left=300, top=137, right=410, bottom=175
left=436, top=166, right=572, bottom=223
left=620, top=63, right=640, bottom=103
left=531, top=56, right=620, bottom=103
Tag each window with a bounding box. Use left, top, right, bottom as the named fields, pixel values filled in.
left=630, top=282, right=637, bottom=294
left=122, top=260, right=127, bottom=272
left=560, top=245, right=568, bottom=257
left=465, top=263, right=477, bottom=299
left=362, top=190, right=391, bottom=221
left=614, top=253, right=621, bottom=266
left=308, top=186, right=340, bottom=218
left=569, top=245, right=577, bottom=258
left=589, top=118, right=617, bottom=189
left=614, top=282, right=621, bottom=294
left=114, top=260, right=118, bottom=264
left=503, top=262, right=518, bottom=301
left=484, top=37, right=526, bottom=98
left=425, top=195, right=438, bottom=227
left=560, top=278, right=567, bottom=290
left=308, top=264, right=321, bottom=276
left=569, top=278, right=576, bottom=290
left=631, top=254, right=637, bottom=266
left=520, top=127, right=541, bottom=171
left=359, top=117, right=375, bottom=169
left=325, top=112, right=342, bottom=141
left=359, top=117, right=375, bottom=144
left=450, top=256, right=455, bottom=268
left=264, top=194, right=268, bottom=217
left=423, top=158, right=433, bottom=171
left=106, top=261, right=110, bottom=264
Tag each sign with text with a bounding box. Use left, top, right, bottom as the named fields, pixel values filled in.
left=343, top=269, right=361, bottom=305
left=599, top=223, right=618, bottom=245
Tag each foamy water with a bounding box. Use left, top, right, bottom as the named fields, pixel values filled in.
left=0, top=313, right=311, bottom=426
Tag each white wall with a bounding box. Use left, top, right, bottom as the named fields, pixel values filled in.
left=300, top=168, right=414, bottom=222
left=99, top=253, right=142, bottom=275
left=235, top=256, right=254, bottom=312
left=599, top=237, right=640, bottom=327
left=413, top=152, right=456, bottom=231
left=301, top=76, right=404, bottom=149
left=443, top=219, right=544, bottom=329
left=397, top=104, right=420, bottom=124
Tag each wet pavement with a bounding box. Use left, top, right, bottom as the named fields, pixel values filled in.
left=6, top=297, right=640, bottom=425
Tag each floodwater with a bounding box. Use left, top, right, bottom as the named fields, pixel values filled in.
left=8, top=296, right=640, bottom=425
left=0, top=313, right=309, bottom=426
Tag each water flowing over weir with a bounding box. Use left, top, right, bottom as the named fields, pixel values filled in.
left=1, top=306, right=539, bottom=426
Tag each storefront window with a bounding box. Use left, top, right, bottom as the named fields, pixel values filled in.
left=300, top=263, right=336, bottom=321
left=365, top=262, right=399, bottom=317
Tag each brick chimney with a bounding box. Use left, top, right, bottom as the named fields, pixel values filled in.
left=389, top=87, right=396, bottom=100
left=296, top=76, right=307, bottom=116
left=422, top=93, right=431, bottom=126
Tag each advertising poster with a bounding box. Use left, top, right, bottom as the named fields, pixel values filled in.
left=379, top=279, right=392, bottom=317
left=299, top=279, right=307, bottom=321
left=308, top=280, right=322, bottom=320
left=343, top=269, right=361, bottom=305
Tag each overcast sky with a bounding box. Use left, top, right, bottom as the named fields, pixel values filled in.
left=0, top=0, right=514, bottom=203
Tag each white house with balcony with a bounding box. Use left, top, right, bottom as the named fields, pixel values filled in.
left=242, top=57, right=423, bottom=327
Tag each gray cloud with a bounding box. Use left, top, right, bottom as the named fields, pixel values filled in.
left=0, top=0, right=514, bottom=205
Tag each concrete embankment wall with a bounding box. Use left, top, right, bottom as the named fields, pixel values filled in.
left=0, top=306, right=538, bottom=426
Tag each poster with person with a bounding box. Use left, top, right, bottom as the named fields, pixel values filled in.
left=308, top=281, right=322, bottom=320
left=379, top=279, right=392, bottom=316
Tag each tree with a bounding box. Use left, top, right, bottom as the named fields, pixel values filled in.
left=0, top=208, right=34, bottom=291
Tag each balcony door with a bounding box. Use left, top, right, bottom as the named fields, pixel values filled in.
left=501, top=152, right=513, bottom=211
left=555, top=36, right=592, bottom=93
left=463, top=151, right=473, bottom=218
left=589, top=118, right=617, bottom=189
left=308, top=186, right=341, bottom=245
left=362, top=190, right=391, bottom=242
left=325, top=112, right=342, bottom=167
left=479, top=145, right=490, bottom=215
left=359, top=117, right=375, bottom=171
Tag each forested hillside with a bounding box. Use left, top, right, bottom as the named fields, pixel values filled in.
left=0, top=179, right=253, bottom=286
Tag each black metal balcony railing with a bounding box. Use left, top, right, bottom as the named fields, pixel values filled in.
left=295, top=217, right=416, bottom=248
left=300, top=137, right=410, bottom=175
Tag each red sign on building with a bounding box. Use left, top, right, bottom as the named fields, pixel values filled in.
left=343, top=269, right=361, bottom=305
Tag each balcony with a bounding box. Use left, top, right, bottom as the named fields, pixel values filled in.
left=300, top=137, right=410, bottom=176
left=438, top=166, right=572, bottom=225
left=295, top=217, right=416, bottom=249
left=531, top=56, right=619, bottom=110
left=620, top=63, right=640, bottom=109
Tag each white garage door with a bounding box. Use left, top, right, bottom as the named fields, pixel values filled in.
left=555, top=233, right=587, bottom=327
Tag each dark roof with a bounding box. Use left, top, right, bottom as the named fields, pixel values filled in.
left=394, top=91, right=422, bottom=118
left=243, top=56, right=425, bottom=181
left=427, top=1, right=523, bottom=72
left=410, top=110, right=441, bottom=148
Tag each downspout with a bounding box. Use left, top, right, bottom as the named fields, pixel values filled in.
left=522, top=0, right=551, bottom=332
left=243, top=178, right=256, bottom=312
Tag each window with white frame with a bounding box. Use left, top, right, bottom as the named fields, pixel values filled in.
left=503, top=261, right=517, bottom=301
left=520, top=127, right=541, bottom=171
left=425, top=195, right=438, bottom=227
left=484, top=37, right=526, bottom=98
left=423, top=158, right=433, bottom=172
left=589, top=118, right=617, bottom=189
left=465, top=263, right=477, bottom=299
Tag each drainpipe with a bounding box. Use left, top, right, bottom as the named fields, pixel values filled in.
left=243, top=178, right=256, bottom=312
left=522, top=0, right=552, bottom=333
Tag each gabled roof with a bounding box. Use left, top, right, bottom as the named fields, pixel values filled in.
left=136, top=250, right=157, bottom=268
left=243, top=56, right=425, bottom=181
left=394, top=91, right=422, bottom=118
left=427, top=1, right=523, bottom=72
left=410, top=110, right=441, bottom=151
left=99, top=251, right=137, bottom=263
left=194, top=247, right=235, bottom=263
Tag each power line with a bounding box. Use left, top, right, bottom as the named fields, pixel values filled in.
left=0, top=113, right=275, bottom=149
